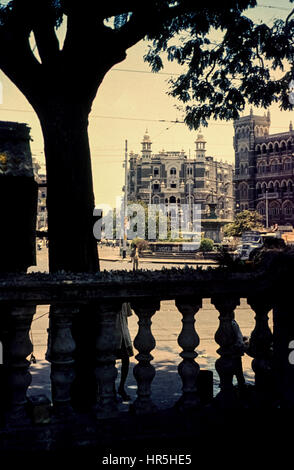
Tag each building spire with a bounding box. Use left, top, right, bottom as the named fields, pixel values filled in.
left=267, top=109, right=271, bottom=121
left=141, top=129, right=152, bottom=158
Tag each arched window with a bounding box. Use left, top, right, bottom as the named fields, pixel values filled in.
left=268, top=143, right=273, bottom=153
left=262, top=144, right=267, bottom=154
left=257, top=203, right=265, bottom=215
left=268, top=182, right=274, bottom=193
left=281, top=141, right=287, bottom=152
left=281, top=181, right=287, bottom=193
left=269, top=202, right=280, bottom=216
left=284, top=158, right=292, bottom=171
left=256, top=183, right=262, bottom=195
left=270, top=159, right=278, bottom=172
left=274, top=143, right=280, bottom=153
left=283, top=202, right=293, bottom=216
left=170, top=168, right=176, bottom=175
left=239, top=183, right=248, bottom=199
left=288, top=181, right=293, bottom=192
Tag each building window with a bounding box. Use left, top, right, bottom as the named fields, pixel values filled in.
left=269, top=204, right=280, bottom=216
left=284, top=204, right=293, bottom=216
left=239, top=183, right=248, bottom=199
left=257, top=204, right=265, bottom=215
left=187, top=167, right=193, bottom=175
left=170, top=168, right=176, bottom=175
left=153, top=183, right=159, bottom=191
left=154, top=168, right=159, bottom=176
left=171, top=183, right=177, bottom=189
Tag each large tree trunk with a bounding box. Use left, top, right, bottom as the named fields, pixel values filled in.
left=38, top=101, right=101, bottom=408
left=39, top=102, right=99, bottom=273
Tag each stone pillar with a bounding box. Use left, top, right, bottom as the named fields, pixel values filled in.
left=212, top=296, right=241, bottom=407
left=95, top=300, right=121, bottom=418
left=273, top=295, right=294, bottom=408
left=6, top=305, right=35, bottom=424
left=175, top=297, right=202, bottom=410
left=47, top=304, right=77, bottom=418
left=247, top=296, right=274, bottom=402
left=130, top=299, right=160, bottom=414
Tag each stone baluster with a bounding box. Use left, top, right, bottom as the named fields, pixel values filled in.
left=130, top=299, right=160, bottom=414
left=95, top=300, right=121, bottom=417
left=47, top=304, right=77, bottom=418
left=175, top=297, right=202, bottom=410
left=247, top=296, right=273, bottom=401
left=212, top=296, right=242, bottom=407
left=272, top=295, right=294, bottom=408
left=6, top=305, right=35, bottom=423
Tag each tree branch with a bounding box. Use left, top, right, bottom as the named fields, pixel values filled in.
left=61, top=0, right=142, bottom=19
left=286, top=7, right=294, bottom=28
left=116, top=3, right=183, bottom=51
left=32, top=17, right=60, bottom=64
left=0, top=2, right=42, bottom=104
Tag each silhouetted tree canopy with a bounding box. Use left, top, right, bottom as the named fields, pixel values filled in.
left=1, top=1, right=293, bottom=126
left=0, top=0, right=293, bottom=272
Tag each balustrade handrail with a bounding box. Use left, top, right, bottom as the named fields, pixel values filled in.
left=0, top=264, right=282, bottom=304
left=0, top=250, right=294, bottom=453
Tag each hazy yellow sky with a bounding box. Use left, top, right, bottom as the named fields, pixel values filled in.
left=0, top=0, right=293, bottom=207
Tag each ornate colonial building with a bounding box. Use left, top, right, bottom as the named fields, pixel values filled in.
left=128, top=130, right=234, bottom=220
left=234, top=109, right=294, bottom=226
left=33, top=159, right=47, bottom=232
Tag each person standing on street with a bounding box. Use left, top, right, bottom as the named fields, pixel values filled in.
left=130, top=243, right=139, bottom=271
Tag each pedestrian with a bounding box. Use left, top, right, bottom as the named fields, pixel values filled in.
left=130, top=243, right=139, bottom=271
left=115, top=302, right=134, bottom=401
left=231, top=319, right=249, bottom=389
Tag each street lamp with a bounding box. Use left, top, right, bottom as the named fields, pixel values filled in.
left=265, top=189, right=269, bottom=228
left=149, top=175, right=153, bottom=205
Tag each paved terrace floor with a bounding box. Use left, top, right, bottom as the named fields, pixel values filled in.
left=26, top=246, right=267, bottom=411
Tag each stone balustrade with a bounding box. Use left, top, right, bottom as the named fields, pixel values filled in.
left=0, top=251, right=293, bottom=450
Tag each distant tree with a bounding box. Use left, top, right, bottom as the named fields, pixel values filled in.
left=224, top=210, right=263, bottom=237
left=199, top=237, right=214, bottom=252
left=0, top=0, right=293, bottom=272
left=131, top=237, right=150, bottom=253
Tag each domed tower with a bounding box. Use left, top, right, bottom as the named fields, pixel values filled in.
left=141, top=129, right=152, bottom=160
left=195, top=130, right=206, bottom=162
left=194, top=130, right=206, bottom=208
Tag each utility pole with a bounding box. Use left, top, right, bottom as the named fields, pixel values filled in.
left=188, top=179, right=192, bottom=231
left=122, top=139, right=128, bottom=259
left=265, top=189, right=269, bottom=229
